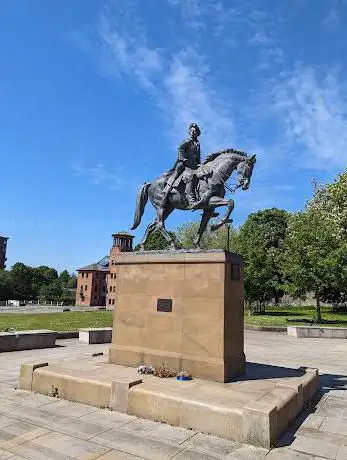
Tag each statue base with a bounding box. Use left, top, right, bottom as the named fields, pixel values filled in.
left=108, top=250, right=246, bottom=382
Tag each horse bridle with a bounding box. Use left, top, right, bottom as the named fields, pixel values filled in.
left=213, top=155, right=254, bottom=194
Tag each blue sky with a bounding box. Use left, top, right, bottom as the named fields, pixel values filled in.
left=1, top=0, right=347, bottom=272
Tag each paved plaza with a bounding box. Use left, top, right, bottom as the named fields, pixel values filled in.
left=0, top=331, right=346, bottom=459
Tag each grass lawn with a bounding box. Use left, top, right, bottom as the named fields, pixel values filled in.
left=244, top=306, right=347, bottom=327
left=0, top=311, right=113, bottom=332
left=1, top=307, right=346, bottom=332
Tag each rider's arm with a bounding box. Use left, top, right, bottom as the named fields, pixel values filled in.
left=177, top=139, right=189, bottom=162
left=196, top=144, right=201, bottom=165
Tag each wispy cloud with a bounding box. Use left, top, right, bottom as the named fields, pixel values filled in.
left=272, top=67, right=347, bottom=169
left=71, top=162, right=128, bottom=190
left=162, top=49, right=234, bottom=150
left=98, top=11, right=162, bottom=91
left=323, top=8, right=339, bottom=30
left=97, top=2, right=235, bottom=151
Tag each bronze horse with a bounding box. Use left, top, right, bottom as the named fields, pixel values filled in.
left=131, top=149, right=256, bottom=249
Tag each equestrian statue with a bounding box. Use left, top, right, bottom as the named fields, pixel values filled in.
left=131, top=122, right=256, bottom=249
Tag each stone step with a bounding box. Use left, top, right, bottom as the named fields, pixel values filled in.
left=18, top=358, right=319, bottom=449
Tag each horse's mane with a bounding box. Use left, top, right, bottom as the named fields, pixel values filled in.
left=203, top=148, right=248, bottom=165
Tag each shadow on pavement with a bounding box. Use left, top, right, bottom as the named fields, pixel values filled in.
left=233, top=362, right=306, bottom=381
left=275, top=372, right=347, bottom=448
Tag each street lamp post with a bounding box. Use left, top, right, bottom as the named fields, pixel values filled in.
left=226, top=223, right=231, bottom=252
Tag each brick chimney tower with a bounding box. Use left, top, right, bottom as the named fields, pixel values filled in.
left=107, top=232, right=134, bottom=309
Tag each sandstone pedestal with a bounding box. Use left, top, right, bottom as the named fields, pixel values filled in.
left=108, top=250, right=245, bottom=383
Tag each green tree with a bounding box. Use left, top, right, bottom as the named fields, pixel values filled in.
left=283, top=171, right=347, bottom=319
left=283, top=211, right=336, bottom=322
left=10, top=263, right=34, bottom=300
left=59, top=270, right=70, bottom=287
left=176, top=221, right=237, bottom=250
left=309, top=171, right=347, bottom=306
left=0, top=270, right=14, bottom=301
left=31, top=266, right=58, bottom=298
left=234, top=208, right=290, bottom=309
left=66, top=273, right=77, bottom=289
left=39, top=280, right=63, bottom=302
left=134, top=230, right=178, bottom=251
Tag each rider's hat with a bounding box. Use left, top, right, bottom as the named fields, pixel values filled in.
left=189, top=122, right=201, bottom=136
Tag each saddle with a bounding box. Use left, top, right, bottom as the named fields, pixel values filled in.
left=170, top=163, right=212, bottom=188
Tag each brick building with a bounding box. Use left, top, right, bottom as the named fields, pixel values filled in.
left=75, top=232, right=134, bottom=307
left=0, top=236, right=8, bottom=269
left=75, top=260, right=108, bottom=307
left=107, top=232, right=134, bottom=309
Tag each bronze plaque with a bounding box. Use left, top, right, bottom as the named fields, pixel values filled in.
left=157, top=298, right=172, bottom=312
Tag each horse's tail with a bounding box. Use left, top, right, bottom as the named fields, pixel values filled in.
left=131, top=182, right=151, bottom=230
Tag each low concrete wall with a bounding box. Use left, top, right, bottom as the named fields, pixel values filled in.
left=288, top=326, right=347, bottom=339
left=245, top=325, right=287, bottom=333
left=56, top=331, right=79, bottom=340
left=0, top=330, right=57, bottom=352
left=79, top=327, right=112, bottom=344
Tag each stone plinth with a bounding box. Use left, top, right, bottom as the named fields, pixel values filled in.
left=0, top=330, right=57, bottom=352
left=108, top=250, right=245, bottom=383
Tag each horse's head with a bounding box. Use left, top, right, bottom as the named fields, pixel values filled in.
left=237, top=154, right=256, bottom=190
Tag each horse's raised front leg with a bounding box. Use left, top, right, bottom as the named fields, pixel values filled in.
left=194, top=209, right=213, bottom=247
left=209, top=197, right=235, bottom=231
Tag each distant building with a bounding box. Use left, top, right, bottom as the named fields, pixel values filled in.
left=0, top=236, right=8, bottom=269
left=75, top=260, right=108, bottom=307
left=75, top=232, right=134, bottom=308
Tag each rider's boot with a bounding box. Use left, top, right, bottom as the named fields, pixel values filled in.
left=187, top=193, right=199, bottom=209
left=186, top=176, right=199, bottom=209
left=161, top=182, right=173, bottom=206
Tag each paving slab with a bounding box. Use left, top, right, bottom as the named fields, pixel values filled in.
left=173, top=448, right=222, bottom=459
left=290, top=434, right=339, bottom=459
left=266, top=447, right=315, bottom=459
left=79, top=409, right=137, bottom=429
left=42, top=399, right=99, bottom=417
left=89, top=428, right=183, bottom=459
left=224, top=444, right=269, bottom=459
left=10, top=431, right=110, bottom=459
left=0, top=405, right=109, bottom=441
left=0, top=422, right=49, bottom=451
left=120, top=417, right=196, bottom=445
left=336, top=444, right=347, bottom=460
left=300, top=414, right=325, bottom=431
left=94, top=450, right=144, bottom=460
left=319, top=417, right=347, bottom=437
left=180, top=432, right=243, bottom=457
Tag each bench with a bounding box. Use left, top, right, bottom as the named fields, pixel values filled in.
left=0, top=330, right=57, bottom=352
left=79, top=327, right=113, bottom=344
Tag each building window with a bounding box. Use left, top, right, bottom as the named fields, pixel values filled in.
left=109, top=299, right=111, bottom=305
left=82, top=273, right=84, bottom=278
left=86, top=273, right=88, bottom=278
left=112, top=299, right=115, bottom=305
left=85, top=285, right=87, bottom=290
